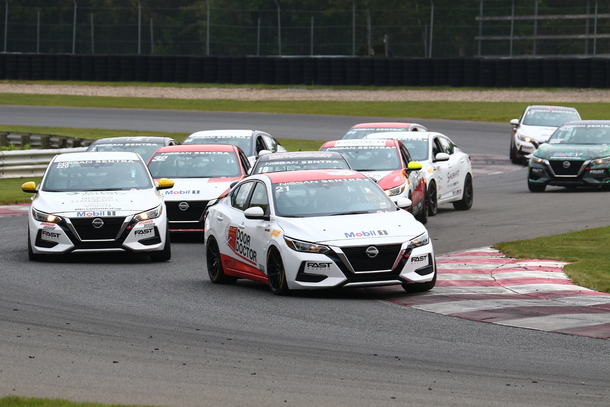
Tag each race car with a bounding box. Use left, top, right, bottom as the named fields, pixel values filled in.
left=86, top=136, right=180, bottom=162
left=147, top=144, right=250, bottom=232
left=204, top=169, right=436, bottom=295
left=365, top=131, right=473, bottom=215
left=250, top=151, right=352, bottom=175
left=341, top=122, right=428, bottom=139
left=182, top=129, right=286, bottom=165
left=318, top=139, right=427, bottom=224
left=528, top=120, right=610, bottom=192
left=22, top=151, right=174, bottom=261
left=510, top=105, right=581, bottom=164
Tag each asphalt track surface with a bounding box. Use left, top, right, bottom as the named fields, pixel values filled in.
left=2, top=106, right=610, bottom=406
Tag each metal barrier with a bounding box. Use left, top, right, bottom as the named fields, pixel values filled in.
left=0, top=148, right=87, bottom=179
left=0, top=132, right=94, bottom=149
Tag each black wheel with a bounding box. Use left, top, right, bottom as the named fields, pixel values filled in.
left=510, top=137, right=521, bottom=164
left=27, top=231, right=43, bottom=261
left=528, top=180, right=546, bottom=192
left=427, top=181, right=438, bottom=216
left=402, top=270, right=436, bottom=293
left=267, top=247, right=289, bottom=295
left=453, top=174, right=473, bottom=210
left=206, top=237, right=236, bottom=284
left=415, top=196, right=428, bottom=224
left=150, top=229, right=171, bottom=262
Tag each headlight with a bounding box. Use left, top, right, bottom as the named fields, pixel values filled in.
left=592, top=156, right=610, bottom=165
left=284, top=236, right=330, bottom=254
left=385, top=184, right=406, bottom=197
left=530, top=156, right=545, bottom=165
left=408, top=232, right=429, bottom=249
left=517, top=133, right=532, bottom=143
left=134, top=205, right=163, bottom=222
left=32, top=207, right=62, bottom=223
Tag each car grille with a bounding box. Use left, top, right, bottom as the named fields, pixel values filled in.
left=340, top=244, right=402, bottom=272
left=69, top=217, right=127, bottom=240
left=166, top=200, right=208, bottom=222
left=549, top=160, right=584, bottom=176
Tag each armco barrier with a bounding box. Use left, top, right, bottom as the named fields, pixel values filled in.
left=0, top=133, right=94, bottom=149
left=0, top=148, right=87, bottom=179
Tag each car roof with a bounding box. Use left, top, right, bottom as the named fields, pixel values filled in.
left=54, top=151, right=142, bottom=162
left=265, top=169, right=366, bottom=184
left=186, top=130, right=256, bottom=139
left=365, top=131, right=441, bottom=140
left=525, top=105, right=579, bottom=112
left=558, top=120, right=610, bottom=127
left=257, top=151, right=346, bottom=162
left=154, top=144, right=239, bottom=153
left=321, top=139, right=399, bottom=148
left=350, top=122, right=423, bottom=129
left=89, top=136, right=175, bottom=145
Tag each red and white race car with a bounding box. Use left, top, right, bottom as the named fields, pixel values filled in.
left=147, top=144, right=251, bottom=232
left=319, top=139, right=427, bottom=224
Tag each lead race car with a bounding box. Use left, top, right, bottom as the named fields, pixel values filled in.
left=204, top=169, right=436, bottom=295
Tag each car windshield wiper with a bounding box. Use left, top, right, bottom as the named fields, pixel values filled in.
left=330, top=211, right=370, bottom=216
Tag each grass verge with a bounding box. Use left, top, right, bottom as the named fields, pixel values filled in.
left=0, top=396, right=157, bottom=407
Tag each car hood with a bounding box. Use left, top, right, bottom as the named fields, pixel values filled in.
left=159, top=177, right=240, bottom=201
left=32, top=189, right=163, bottom=216
left=517, top=125, right=558, bottom=143
left=276, top=210, right=427, bottom=246
left=359, top=170, right=406, bottom=189
left=534, top=143, right=610, bottom=161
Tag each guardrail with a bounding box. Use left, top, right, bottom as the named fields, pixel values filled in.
left=0, top=132, right=94, bottom=149
left=0, top=148, right=87, bottom=179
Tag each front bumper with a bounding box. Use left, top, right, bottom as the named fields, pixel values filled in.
left=528, top=158, right=610, bottom=187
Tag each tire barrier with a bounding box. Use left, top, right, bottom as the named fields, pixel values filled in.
left=1, top=53, right=608, bottom=89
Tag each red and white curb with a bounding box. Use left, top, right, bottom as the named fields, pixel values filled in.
left=381, top=247, right=610, bottom=339
left=0, top=204, right=30, bottom=217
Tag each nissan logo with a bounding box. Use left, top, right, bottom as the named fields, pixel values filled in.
left=365, top=246, right=379, bottom=258
left=92, top=218, right=104, bottom=229
left=178, top=201, right=190, bottom=211
left=563, top=161, right=571, bottom=168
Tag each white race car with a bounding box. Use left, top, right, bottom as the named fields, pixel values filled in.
left=22, top=151, right=174, bottom=261
left=204, top=169, right=436, bottom=295
left=510, top=105, right=581, bottom=164
left=366, top=131, right=473, bottom=216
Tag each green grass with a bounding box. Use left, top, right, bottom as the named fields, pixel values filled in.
left=0, top=396, right=159, bottom=407
left=494, top=226, right=610, bottom=294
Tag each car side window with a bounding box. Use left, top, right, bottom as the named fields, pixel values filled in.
left=238, top=149, right=251, bottom=172
left=255, top=136, right=266, bottom=154
left=438, top=137, right=454, bottom=155
left=231, top=181, right=255, bottom=211
left=432, top=138, right=443, bottom=158
left=399, top=144, right=412, bottom=165
left=248, top=182, right=269, bottom=214
left=263, top=135, right=278, bottom=152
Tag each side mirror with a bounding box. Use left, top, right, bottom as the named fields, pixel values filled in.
left=157, top=178, right=174, bottom=190
left=434, top=152, right=450, bottom=162
left=394, top=197, right=412, bottom=210
left=21, top=181, right=37, bottom=193
left=406, top=161, right=423, bottom=171
left=257, top=149, right=272, bottom=158
left=244, top=206, right=269, bottom=220
left=510, top=119, right=520, bottom=126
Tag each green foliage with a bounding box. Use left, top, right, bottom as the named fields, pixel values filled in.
left=0, top=396, right=160, bottom=407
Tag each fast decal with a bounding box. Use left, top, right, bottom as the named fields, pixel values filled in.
left=305, top=262, right=332, bottom=272
left=226, top=226, right=257, bottom=264
left=411, top=254, right=429, bottom=265
left=41, top=230, right=61, bottom=241
left=134, top=228, right=155, bottom=237
left=77, top=211, right=117, bottom=217
left=344, top=230, right=388, bottom=238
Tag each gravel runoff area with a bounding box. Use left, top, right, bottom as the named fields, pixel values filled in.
left=0, top=82, right=610, bottom=102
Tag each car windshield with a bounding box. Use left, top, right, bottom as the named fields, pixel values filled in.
left=396, top=139, right=428, bottom=161
left=88, top=142, right=164, bottom=162
left=41, top=159, right=153, bottom=192
left=148, top=151, right=241, bottom=178
left=252, top=158, right=350, bottom=174
left=273, top=177, right=396, bottom=217
left=320, top=146, right=400, bottom=171
left=342, top=127, right=411, bottom=139
left=548, top=125, right=610, bottom=145
left=182, top=135, right=253, bottom=155
left=522, top=109, right=580, bottom=127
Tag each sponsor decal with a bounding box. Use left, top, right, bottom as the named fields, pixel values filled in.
left=227, top=226, right=257, bottom=264
left=134, top=228, right=155, bottom=237
left=271, top=229, right=281, bottom=238
left=138, top=220, right=154, bottom=225
left=77, top=211, right=117, bottom=217
left=305, top=262, right=331, bottom=272
left=446, top=170, right=460, bottom=182
left=411, top=254, right=429, bottom=265
left=344, top=230, right=388, bottom=238
left=163, top=190, right=200, bottom=195
left=41, top=230, right=60, bottom=241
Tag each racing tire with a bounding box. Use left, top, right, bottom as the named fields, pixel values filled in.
left=150, top=230, right=171, bottom=262
left=415, top=197, right=428, bottom=225
left=427, top=181, right=438, bottom=216
left=510, top=137, right=521, bottom=164
left=267, top=247, right=289, bottom=295
left=27, top=231, right=43, bottom=262
left=402, top=270, right=436, bottom=293
left=206, top=237, right=237, bottom=284
left=528, top=181, right=546, bottom=193
left=453, top=174, right=473, bottom=210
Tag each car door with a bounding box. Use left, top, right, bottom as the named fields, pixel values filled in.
left=239, top=181, right=271, bottom=274
left=431, top=135, right=453, bottom=202
left=436, top=135, right=468, bottom=202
